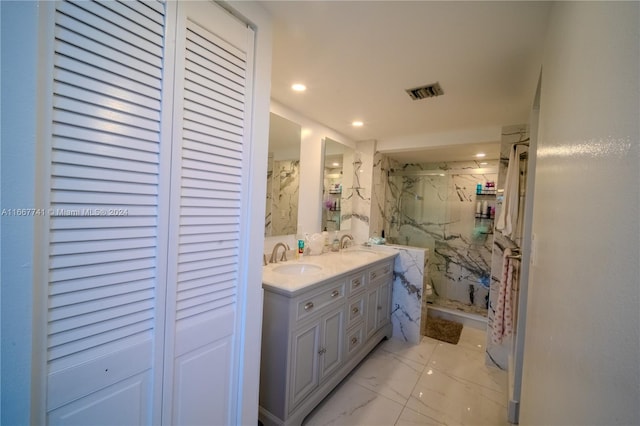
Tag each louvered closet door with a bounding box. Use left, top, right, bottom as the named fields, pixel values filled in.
left=45, top=1, right=166, bottom=424
left=162, top=3, right=254, bottom=425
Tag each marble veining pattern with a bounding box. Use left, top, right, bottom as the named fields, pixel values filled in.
left=350, top=142, right=374, bottom=243
left=302, top=327, right=508, bottom=426
left=382, top=160, right=498, bottom=317
left=388, top=246, right=428, bottom=344
left=265, top=158, right=299, bottom=237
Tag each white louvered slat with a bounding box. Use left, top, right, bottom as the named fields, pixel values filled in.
left=55, top=11, right=162, bottom=69
left=54, top=68, right=162, bottom=111
left=182, top=133, right=243, bottom=158
left=54, top=56, right=161, bottom=101
left=55, top=25, right=162, bottom=80
left=52, top=146, right=159, bottom=173
left=120, top=0, right=165, bottom=26
left=53, top=109, right=159, bottom=143
left=47, top=3, right=164, bottom=402
left=49, top=269, right=155, bottom=296
left=177, top=271, right=237, bottom=294
left=50, top=227, right=157, bottom=244
left=64, top=1, right=163, bottom=48
left=186, top=27, right=245, bottom=72
left=183, top=72, right=244, bottom=110
left=49, top=297, right=154, bottom=335
left=51, top=163, right=158, bottom=185
left=50, top=236, right=156, bottom=256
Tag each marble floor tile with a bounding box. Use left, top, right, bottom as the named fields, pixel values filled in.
left=302, top=380, right=404, bottom=426
left=405, top=366, right=508, bottom=426
left=395, top=407, right=444, bottom=426
left=300, top=329, right=509, bottom=426
left=457, top=326, right=488, bottom=353
left=427, top=341, right=506, bottom=395
left=350, top=347, right=423, bottom=405
left=378, top=335, right=438, bottom=366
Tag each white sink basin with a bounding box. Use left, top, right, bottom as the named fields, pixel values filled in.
left=273, top=263, right=323, bottom=275
left=341, top=248, right=380, bottom=259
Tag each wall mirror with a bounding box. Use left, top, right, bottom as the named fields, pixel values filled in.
left=322, top=138, right=354, bottom=232
left=265, top=112, right=301, bottom=237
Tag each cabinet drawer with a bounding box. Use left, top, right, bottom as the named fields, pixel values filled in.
left=369, top=262, right=393, bottom=282
left=346, top=271, right=366, bottom=297
left=296, top=282, right=345, bottom=322
left=346, top=295, right=365, bottom=328
left=345, top=323, right=364, bottom=359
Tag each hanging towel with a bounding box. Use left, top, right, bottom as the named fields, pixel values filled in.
left=496, top=144, right=528, bottom=238
left=491, top=248, right=515, bottom=345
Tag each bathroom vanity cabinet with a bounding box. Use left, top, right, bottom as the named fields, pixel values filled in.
left=259, top=257, right=394, bottom=426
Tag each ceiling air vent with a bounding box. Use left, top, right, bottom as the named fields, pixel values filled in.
left=406, top=82, right=444, bottom=100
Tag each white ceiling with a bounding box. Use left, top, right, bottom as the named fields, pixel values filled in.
left=261, top=1, right=551, bottom=162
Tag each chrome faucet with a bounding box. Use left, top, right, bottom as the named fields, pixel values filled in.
left=340, top=234, right=354, bottom=249
left=270, top=242, right=289, bottom=263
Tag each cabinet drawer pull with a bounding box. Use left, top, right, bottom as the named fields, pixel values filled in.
left=318, top=347, right=326, bottom=355
left=353, top=279, right=361, bottom=287
left=371, top=272, right=377, bottom=279
left=352, top=307, right=359, bottom=314
left=351, top=337, right=358, bottom=345
left=377, top=305, right=382, bottom=310
left=304, top=302, right=314, bottom=311
left=331, top=290, right=340, bottom=298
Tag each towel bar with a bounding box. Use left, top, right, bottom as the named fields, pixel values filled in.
left=507, top=254, right=522, bottom=260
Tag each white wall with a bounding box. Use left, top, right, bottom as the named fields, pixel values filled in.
left=376, top=125, right=501, bottom=154
left=520, top=2, right=639, bottom=424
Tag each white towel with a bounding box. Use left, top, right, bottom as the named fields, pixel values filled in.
left=496, top=144, right=527, bottom=238
left=491, top=248, right=514, bottom=345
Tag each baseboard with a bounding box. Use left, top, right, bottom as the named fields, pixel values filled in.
left=508, top=399, right=519, bottom=424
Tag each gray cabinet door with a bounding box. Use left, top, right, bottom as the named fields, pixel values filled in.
left=319, top=308, right=345, bottom=381
left=377, top=280, right=392, bottom=329
left=290, top=321, right=321, bottom=410
left=365, top=287, right=379, bottom=340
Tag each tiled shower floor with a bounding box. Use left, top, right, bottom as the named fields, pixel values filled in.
left=302, top=327, right=509, bottom=426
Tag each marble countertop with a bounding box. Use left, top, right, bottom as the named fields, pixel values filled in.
left=262, top=246, right=397, bottom=297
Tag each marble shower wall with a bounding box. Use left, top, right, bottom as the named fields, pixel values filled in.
left=370, top=152, right=389, bottom=239
left=382, top=245, right=429, bottom=344
left=381, top=159, right=499, bottom=316
left=265, top=157, right=300, bottom=237
left=486, top=125, right=529, bottom=370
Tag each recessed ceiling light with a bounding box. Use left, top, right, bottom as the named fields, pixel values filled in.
left=480, top=162, right=488, bottom=165
left=291, top=83, right=306, bottom=92
left=332, top=162, right=340, bottom=167
left=352, top=121, right=364, bottom=127
left=475, top=153, right=486, bottom=158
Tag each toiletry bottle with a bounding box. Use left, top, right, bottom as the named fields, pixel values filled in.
left=331, top=231, right=340, bottom=252
left=476, top=183, right=482, bottom=195
left=297, top=237, right=304, bottom=258
left=322, top=231, right=329, bottom=253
